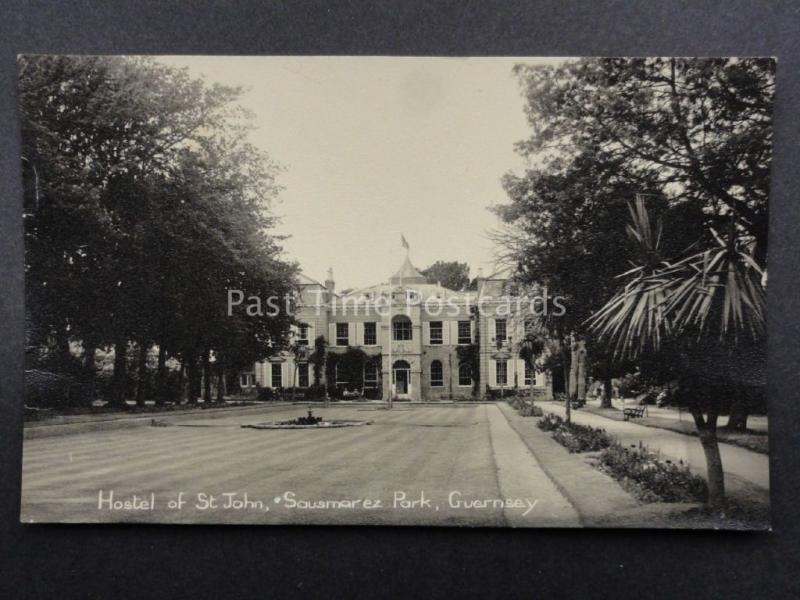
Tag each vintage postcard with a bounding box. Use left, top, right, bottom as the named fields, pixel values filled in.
left=19, top=56, right=772, bottom=528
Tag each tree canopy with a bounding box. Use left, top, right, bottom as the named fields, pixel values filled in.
left=421, top=260, right=471, bottom=291
left=20, top=55, right=297, bottom=405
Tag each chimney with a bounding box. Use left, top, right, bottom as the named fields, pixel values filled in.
left=476, top=267, right=486, bottom=296
left=324, top=267, right=335, bottom=301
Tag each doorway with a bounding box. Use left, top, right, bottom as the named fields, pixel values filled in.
left=392, top=360, right=411, bottom=397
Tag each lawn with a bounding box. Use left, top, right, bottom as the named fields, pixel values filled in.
left=21, top=404, right=508, bottom=526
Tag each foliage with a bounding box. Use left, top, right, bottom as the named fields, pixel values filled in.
left=308, top=335, right=327, bottom=386
left=519, top=403, right=544, bottom=417
left=421, top=260, right=471, bottom=291
left=599, top=442, right=708, bottom=503
left=456, top=342, right=480, bottom=396
left=19, top=55, right=296, bottom=406
left=537, top=414, right=613, bottom=452
left=509, top=57, right=773, bottom=254
left=537, top=412, right=565, bottom=432
left=325, top=348, right=381, bottom=393
left=588, top=197, right=766, bottom=360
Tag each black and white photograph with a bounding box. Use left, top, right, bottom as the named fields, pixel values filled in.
left=18, top=55, right=773, bottom=529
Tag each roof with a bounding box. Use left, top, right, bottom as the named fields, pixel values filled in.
left=389, top=255, right=427, bottom=284
left=296, top=272, right=325, bottom=287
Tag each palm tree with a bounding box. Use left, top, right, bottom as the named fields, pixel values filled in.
left=587, top=196, right=766, bottom=511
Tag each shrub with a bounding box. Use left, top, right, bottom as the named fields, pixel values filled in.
left=25, top=369, right=89, bottom=408
left=485, top=386, right=523, bottom=400
left=552, top=422, right=612, bottom=453
left=537, top=413, right=564, bottom=432
left=537, top=413, right=612, bottom=452
left=518, top=404, right=543, bottom=417
left=599, top=442, right=708, bottom=503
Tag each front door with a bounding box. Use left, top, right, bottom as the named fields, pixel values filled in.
left=394, top=368, right=409, bottom=396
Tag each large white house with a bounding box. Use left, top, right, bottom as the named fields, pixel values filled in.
left=242, top=255, right=552, bottom=401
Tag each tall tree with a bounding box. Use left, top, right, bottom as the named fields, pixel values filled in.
left=497, top=57, right=773, bottom=510
left=20, top=55, right=296, bottom=409
left=421, top=261, right=471, bottom=291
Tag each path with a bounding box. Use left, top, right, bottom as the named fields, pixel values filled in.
left=596, top=398, right=768, bottom=433
left=540, top=401, right=770, bottom=492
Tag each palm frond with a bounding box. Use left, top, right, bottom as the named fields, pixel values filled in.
left=587, top=200, right=766, bottom=361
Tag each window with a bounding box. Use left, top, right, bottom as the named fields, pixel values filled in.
left=240, top=373, right=254, bottom=388
left=298, top=363, right=309, bottom=388
left=429, top=321, right=443, bottom=345
left=495, top=360, right=507, bottom=386
left=271, top=363, right=282, bottom=388
left=363, top=362, right=379, bottom=389
left=458, top=363, right=472, bottom=387
left=334, top=364, right=348, bottom=387
left=430, top=360, right=444, bottom=387
left=336, top=322, right=349, bottom=346
left=495, top=319, right=507, bottom=343
left=392, top=316, right=412, bottom=341
left=297, top=323, right=309, bottom=346
left=363, top=321, right=377, bottom=345
left=524, top=362, right=533, bottom=386
left=457, top=320, right=471, bottom=345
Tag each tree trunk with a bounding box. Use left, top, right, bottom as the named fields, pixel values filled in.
left=135, top=343, right=149, bottom=407
left=155, top=344, right=167, bottom=406
left=110, top=338, right=128, bottom=409
left=601, top=376, right=613, bottom=409
left=216, top=361, right=226, bottom=403
left=55, top=326, right=72, bottom=372
left=725, top=394, right=750, bottom=432
left=202, top=349, right=212, bottom=403
left=530, top=369, right=536, bottom=406
left=185, top=351, right=199, bottom=404
left=562, top=336, right=572, bottom=423
left=692, top=407, right=726, bottom=511
left=177, top=362, right=185, bottom=404
left=82, top=341, right=97, bottom=406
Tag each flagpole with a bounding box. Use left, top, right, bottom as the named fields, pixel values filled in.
left=388, top=276, right=393, bottom=410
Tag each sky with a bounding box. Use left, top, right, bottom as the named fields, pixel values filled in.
left=157, top=56, right=565, bottom=291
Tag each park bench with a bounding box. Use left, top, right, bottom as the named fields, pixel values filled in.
left=623, top=406, right=646, bottom=421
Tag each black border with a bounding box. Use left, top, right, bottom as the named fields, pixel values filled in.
left=2, top=1, right=799, bottom=598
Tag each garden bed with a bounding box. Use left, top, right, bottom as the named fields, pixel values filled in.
left=537, top=414, right=708, bottom=503
left=507, top=397, right=544, bottom=417
left=536, top=413, right=612, bottom=452
left=597, top=442, right=708, bottom=503
left=242, top=412, right=372, bottom=430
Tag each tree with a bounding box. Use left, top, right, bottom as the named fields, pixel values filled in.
left=421, top=261, right=471, bottom=291
left=497, top=58, right=773, bottom=510
left=589, top=197, right=766, bottom=510
left=20, top=55, right=296, bottom=409
left=518, top=330, right=546, bottom=404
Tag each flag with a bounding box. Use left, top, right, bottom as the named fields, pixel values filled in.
left=401, top=234, right=409, bottom=250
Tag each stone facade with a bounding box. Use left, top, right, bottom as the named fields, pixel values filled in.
left=246, top=256, right=552, bottom=401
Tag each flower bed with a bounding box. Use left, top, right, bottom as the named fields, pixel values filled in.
left=598, top=442, right=708, bottom=503
left=508, top=397, right=544, bottom=417
left=536, top=414, right=612, bottom=452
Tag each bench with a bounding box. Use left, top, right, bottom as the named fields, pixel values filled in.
left=623, top=406, right=646, bottom=421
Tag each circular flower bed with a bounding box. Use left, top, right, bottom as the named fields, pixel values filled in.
left=242, top=411, right=371, bottom=430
